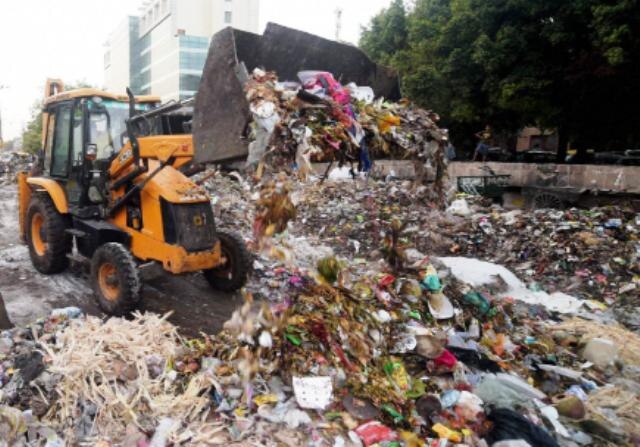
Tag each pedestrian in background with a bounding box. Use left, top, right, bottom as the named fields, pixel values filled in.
left=473, top=125, right=492, bottom=161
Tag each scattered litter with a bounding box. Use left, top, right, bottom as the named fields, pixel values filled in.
left=292, top=376, right=333, bottom=410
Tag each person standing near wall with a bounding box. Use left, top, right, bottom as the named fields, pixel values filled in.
left=473, top=125, right=492, bottom=162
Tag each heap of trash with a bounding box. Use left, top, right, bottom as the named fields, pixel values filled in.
left=203, top=172, right=639, bottom=332
left=441, top=201, right=640, bottom=332
left=3, top=219, right=640, bottom=446
left=0, top=152, right=33, bottom=185
left=243, top=68, right=447, bottom=194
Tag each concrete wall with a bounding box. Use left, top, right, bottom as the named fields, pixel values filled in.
left=310, top=160, right=640, bottom=194
left=175, top=0, right=211, bottom=35
left=143, top=18, right=180, bottom=100
left=448, top=162, right=640, bottom=194
left=220, top=0, right=260, bottom=33
left=104, top=18, right=131, bottom=93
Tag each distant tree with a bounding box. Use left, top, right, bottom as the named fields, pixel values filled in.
left=360, top=0, right=640, bottom=159
left=360, top=0, right=408, bottom=66
left=21, top=101, right=43, bottom=154
left=21, top=80, right=95, bottom=154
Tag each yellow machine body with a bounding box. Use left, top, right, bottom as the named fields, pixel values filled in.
left=17, top=86, right=225, bottom=275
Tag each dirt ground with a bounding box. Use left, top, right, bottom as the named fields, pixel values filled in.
left=0, top=182, right=243, bottom=336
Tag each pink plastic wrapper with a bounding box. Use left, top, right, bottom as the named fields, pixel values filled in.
left=354, top=421, right=398, bottom=446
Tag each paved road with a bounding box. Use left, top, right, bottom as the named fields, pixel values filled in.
left=0, top=181, right=242, bottom=335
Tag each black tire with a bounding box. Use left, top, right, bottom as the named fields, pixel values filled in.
left=90, top=243, right=141, bottom=316
left=203, top=230, right=250, bottom=292
left=26, top=195, right=71, bottom=274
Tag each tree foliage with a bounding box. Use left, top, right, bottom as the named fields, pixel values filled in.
left=21, top=101, right=43, bottom=154
left=360, top=0, right=408, bottom=66
left=21, top=80, right=95, bottom=154
left=360, top=0, right=640, bottom=153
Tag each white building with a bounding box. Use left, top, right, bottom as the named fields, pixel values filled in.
left=104, top=0, right=260, bottom=101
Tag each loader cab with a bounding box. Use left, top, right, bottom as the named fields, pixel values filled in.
left=41, top=90, right=159, bottom=211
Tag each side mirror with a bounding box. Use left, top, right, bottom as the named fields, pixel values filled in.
left=86, top=144, right=98, bottom=161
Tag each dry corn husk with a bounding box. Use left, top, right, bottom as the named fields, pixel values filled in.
left=549, top=318, right=640, bottom=366
left=586, top=386, right=640, bottom=438
left=38, top=313, right=226, bottom=444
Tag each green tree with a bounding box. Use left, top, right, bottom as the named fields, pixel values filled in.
left=21, top=80, right=95, bottom=154
left=361, top=0, right=640, bottom=158
left=21, top=101, right=43, bottom=154
left=360, top=0, right=408, bottom=66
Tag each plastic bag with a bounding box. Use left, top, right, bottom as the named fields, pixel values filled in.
left=447, top=199, right=471, bottom=217
left=292, top=376, right=333, bottom=410
left=486, top=408, right=559, bottom=447
left=433, top=349, right=458, bottom=371
left=354, top=421, right=398, bottom=447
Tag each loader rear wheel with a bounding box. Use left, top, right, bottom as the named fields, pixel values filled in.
left=91, top=243, right=141, bottom=316
left=203, top=231, right=250, bottom=292
left=26, top=196, right=71, bottom=274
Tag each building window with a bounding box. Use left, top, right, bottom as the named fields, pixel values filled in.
left=180, top=49, right=207, bottom=70
left=224, top=11, right=232, bottom=24
left=179, top=35, right=209, bottom=49
left=180, top=73, right=202, bottom=94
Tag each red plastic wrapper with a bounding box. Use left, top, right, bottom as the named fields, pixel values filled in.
left=378, top=274, right=396, bottom=288
left=354, top=421, right=398, bottom=446
left=433, top=349, right=458, bottom=370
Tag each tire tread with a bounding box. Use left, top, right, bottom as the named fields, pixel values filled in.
left=26, top=195, right=71, bottom=274
left=90, top=243, right=141, bottom=316
left=203, top=230, right=250, bottom=292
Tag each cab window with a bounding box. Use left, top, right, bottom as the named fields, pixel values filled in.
left=51, top=103, right=72, bottom=177
left=43, top=114, right=55, bottom=173
left=72, top=102, right=84, bottom=167
left=89, top=112, right=114, bottom=160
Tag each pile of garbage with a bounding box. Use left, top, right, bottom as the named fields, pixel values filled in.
left=0, top=152, right=33, bottom=185
left=244, top=69, right=447, bottom=189
left=442, top=202, right=640, bottom=330
left=3, top=237, right=640, bottom=445
left=195, top=170, right=639, bottom=331
left=3, top=141, right=640, bottom=445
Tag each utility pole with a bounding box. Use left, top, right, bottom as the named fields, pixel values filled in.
left=334, top=7, right=343, bottom=42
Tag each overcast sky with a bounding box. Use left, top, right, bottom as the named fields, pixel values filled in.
left=0, top=0, right=392, bottom=141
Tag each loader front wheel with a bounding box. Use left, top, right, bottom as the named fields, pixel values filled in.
left=203, top=231, right=250, bottom=292
left=26, top=196, right=71, bottom=274
left=91, top=243, right=141, bottom=316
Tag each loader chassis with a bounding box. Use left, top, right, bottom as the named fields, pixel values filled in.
left=18, top=85, right=248, bottom=315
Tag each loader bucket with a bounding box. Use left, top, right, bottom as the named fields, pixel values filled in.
left=192, top=22, right=401, bottom=164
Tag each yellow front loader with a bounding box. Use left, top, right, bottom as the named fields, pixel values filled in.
left=18, top=79, right=249, bottom=315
